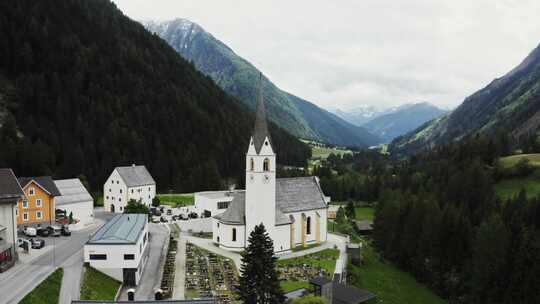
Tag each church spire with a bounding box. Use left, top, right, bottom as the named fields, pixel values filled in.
left=252, top=73, right=271, bottom=154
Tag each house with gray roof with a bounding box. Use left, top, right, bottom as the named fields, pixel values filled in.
left=54, top=178, right=94, bottom=229
left=84, top=214, right=149, bottom=286
left=0, top=169, right=25, bottom=272
left=209, top=75, right=329, bottom=253
left=103, top=164, right=156, bottom=213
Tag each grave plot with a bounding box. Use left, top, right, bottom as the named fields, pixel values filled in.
left=185, top=243, right=238, bottom=303
left=276, top=248, right=340, bottom=293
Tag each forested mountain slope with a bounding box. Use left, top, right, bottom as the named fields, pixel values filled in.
left=145, top=19, right=380, bottom=147
left=0, top=0, right=311, bottom=192
left=391, top=43, right=540, bottom=155
left=364, top=102, right=447, bottom=143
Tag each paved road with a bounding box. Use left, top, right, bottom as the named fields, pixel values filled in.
left=0, top=210, right=113, bottom=304
left=118, top=223, right=169, bottom=301
left=59, top=249, right=84, bottom=304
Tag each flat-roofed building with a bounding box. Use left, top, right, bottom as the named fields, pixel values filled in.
left=84, top=214, right=149, bottom=286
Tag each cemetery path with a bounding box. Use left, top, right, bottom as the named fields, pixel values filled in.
left=172, top=236, right=187, bottom=299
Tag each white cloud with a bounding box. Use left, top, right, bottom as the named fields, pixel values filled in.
left=113, top=0, right=540, bottom=110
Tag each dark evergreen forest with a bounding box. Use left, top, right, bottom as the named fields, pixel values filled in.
left=0, top=0, right=311, bottom=193
left=313, top=134, right=540, bottom=303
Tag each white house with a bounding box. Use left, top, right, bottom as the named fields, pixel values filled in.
left=104, top=165, right=156, bottom=213
left=84, top=214, right=149, bottom=286
left=0, top=169, right=25, bottom=273
left=211, top=81, right=329, bottom=253
left=54, top=178, right=94, bottom=230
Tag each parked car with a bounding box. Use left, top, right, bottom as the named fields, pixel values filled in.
left=166, top=209, right=172, bottom=216
left=31, top=239, right=45, bottom=249
left=61, top=225, right=71, bottom=236
left=160, top=216, right=168, bottom=223
left=37, top=227, right=50, bottom=237
left=46, top=225, right=61, bottom=237
left=23, top=226, right=37, bottom=237
left=151, top=216, right=160, bottom=223
left=188, top=212, right=199, bottom=219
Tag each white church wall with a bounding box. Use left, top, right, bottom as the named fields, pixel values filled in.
left=217, top=222, right=245, bottom=252
left=273, top=224, right=291, bottom=253
left=289, top=209, right=327, bottom=246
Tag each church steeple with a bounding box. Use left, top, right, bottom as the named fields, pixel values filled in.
left=252, top=73, right=272, bottom=154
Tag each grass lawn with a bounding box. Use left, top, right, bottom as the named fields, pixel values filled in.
left=495, top=169, right=540, bottom=200
left=157, top=193, right=194, bottom=207
left=277, top=248, right=340, bottom=274
left=499, top=153, right=540, bottom=168
left=281, top=280, right=310, bottom=293
left=80, top=266, right=121, bottom=301
left=349, top=242, right=446, bottom=304
left=355, top=207, right=375, bottom=221
left=20, top=268, right=63, bottom=304
left=312, top=146, right=352, bottom=159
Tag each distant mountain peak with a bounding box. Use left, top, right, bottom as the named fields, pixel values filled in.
left=145, top=19, right=380, bottom=147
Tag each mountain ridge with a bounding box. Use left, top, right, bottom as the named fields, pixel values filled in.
left=144, top=18, right=380, bottom=147
left=391, top=43, right=540, bottom=155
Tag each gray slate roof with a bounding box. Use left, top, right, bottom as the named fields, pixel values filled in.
left=276, top=177, right=328, bottom=213
left=88, top=214, right=147, bottom=245
left=54, top=179, right=94, bottom=206
left=0, top=168, right=24, bottom=202
left=214, top=192, right=245, bottom=225
left=215, top=177, right=326, bottom=226
left=116, top=165, right=155, bottom=187
left=18, top=176, right=61, bottom=196
left=252, top=74, right=272, bottom=154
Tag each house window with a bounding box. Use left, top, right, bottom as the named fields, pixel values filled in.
left=217, top=201, right=230, bottom=209
left=106, top=196, right=109, bottom=199
left=148, top=187, right=151, bottom=191
left=120, top=189, right=122, bottom=194
left=232, top=228, right=237, bottom=242
left=250, top=158, right=254, bottom=171
left=36, top=211, right=43, bottom=219
left=217, top=236, right=220, bottom=243
left=36, top=199, right=43, bottom=207
left=109, top=188, right=111, bottom=192
left=28, top=188, right=35, bottom=196
left=124, top=254, right=135, bottom=260
left=15, top=208, right=18, bottom=216
left=89, top=254, right=107, bottom=260
left=131, top=189, right=134, bottom=194
left=117, top=181, right=119, bottom=184
left=120, top=206, right=123, bottom=211
left=119, top=198, right=122, bottom=202
left=111, top=180, right=114, bottom=184
left=22, top=200, right=29, bottom=209
left=263, top=158, right=270, bottom=171
left=217, top=223, right=220, bottom=228
left=23, top=213, right=29, bottom=221
left=306, top=216, right=312, bottom=235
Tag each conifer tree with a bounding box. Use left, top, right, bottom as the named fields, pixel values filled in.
left=238, top=224, right=285, bottom=304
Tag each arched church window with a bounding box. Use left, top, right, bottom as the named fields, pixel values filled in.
left=250, top=158, right=255, bottom=171
left=263, top=158, right=270, bottom=171
left=306, top=216, right=312, bottom=235
left=232, top=228, right=237, bottom=242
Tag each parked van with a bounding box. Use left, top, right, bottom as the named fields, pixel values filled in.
left=46, top=225, right=61, bottom=237
left=23, top=226, right=37, bottom=237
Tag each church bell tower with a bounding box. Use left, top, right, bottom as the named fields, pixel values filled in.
left=245, top=73, right=276, bottom=239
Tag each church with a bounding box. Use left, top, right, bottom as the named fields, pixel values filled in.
left=209, top=82, right=329, bottom=253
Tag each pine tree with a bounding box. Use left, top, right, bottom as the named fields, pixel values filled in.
left=238, top=224, right=285, bottom=304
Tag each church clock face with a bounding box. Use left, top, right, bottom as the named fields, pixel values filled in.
left=263, top=174, right=270, bottom=183
left=249, top=174, right=255, bottom=183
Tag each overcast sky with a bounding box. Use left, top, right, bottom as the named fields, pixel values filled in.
left=114, top=0, right=540, bottom=111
